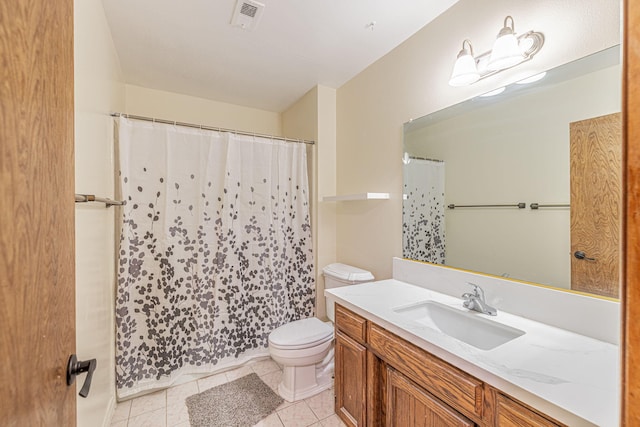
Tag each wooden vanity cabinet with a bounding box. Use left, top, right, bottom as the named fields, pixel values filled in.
left=335, top=305, right=368, bottom=427
left=333, top=303, right=565, bottom=427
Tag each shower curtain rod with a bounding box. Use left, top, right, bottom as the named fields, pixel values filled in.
left=111, top=113, right=315, bottom=145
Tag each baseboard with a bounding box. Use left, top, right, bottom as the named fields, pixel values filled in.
left=102, top=395, right=117, bottom=427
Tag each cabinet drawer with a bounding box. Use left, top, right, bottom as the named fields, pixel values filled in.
left=368, top=322, right=483, bottom=419
left=496, top=394, right=565, bottom=427
left=335, top=304, right=367, bottom=343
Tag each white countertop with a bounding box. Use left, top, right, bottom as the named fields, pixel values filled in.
left=325, top=279, right=619, bottom=427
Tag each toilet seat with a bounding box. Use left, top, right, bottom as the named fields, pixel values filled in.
left=269, top=317, right=333, bottom=350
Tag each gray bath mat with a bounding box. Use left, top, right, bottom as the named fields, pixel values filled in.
left=185, top=372, right=283, bottom=427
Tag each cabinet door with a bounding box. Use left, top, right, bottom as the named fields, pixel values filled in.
left=387, top=368, right=475, bottom=427
left=368, top=322, right=483, bottom=418
left=335, top=330, right=367, bottom=427
left=496, top=394, right=564, bottom=427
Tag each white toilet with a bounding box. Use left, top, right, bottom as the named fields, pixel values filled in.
left=268, top=263, right=374, bottom=402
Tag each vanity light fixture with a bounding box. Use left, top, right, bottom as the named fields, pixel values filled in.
left=449, top=15, right=544, bottom=87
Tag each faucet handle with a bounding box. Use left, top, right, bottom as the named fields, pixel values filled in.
left=466, top=282, right=484, bottom=299
left=461, top=292, right=474, bottom=308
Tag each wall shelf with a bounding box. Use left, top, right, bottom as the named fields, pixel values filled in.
left=323, top=192, right=390, bottom=202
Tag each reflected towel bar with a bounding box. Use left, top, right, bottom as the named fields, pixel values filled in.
left=75, top=194, right=126, bottom=207
left=530, top=203, right=570, bottom=209
left=407, top=155, right=444, bottom=163
left=447, top=203, right=526, bottom=209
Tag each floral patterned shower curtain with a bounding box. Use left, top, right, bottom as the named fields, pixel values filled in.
left=402, top=158, right=446, bottom=264
left=115, top=117, right=315, bottom=398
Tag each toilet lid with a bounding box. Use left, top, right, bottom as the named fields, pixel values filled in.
left=322, top=263, right=374, bottom=282
left=269, top=317, right=333, bottom=349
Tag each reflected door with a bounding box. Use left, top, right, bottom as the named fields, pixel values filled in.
left=570, top=112, right=622, bottom=298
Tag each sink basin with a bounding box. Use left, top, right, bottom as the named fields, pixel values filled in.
left=392, top=301, right=525, bottom=350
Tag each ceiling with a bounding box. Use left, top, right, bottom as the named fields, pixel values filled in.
left=102, top=0, right=458, bottom=112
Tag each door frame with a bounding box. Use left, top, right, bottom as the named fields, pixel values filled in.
left=622, top=0, right=640, bottom=423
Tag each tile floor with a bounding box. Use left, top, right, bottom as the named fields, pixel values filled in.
left=110, top=358, right=347, bottom=427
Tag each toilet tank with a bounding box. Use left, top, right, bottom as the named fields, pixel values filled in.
left=323, top=263, right=374, bottom=322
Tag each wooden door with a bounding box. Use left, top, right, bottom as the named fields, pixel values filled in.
left=569, top=113, right=622, bottom=298
left=0, top=1, right=76, bottom=426
left=386, top=368, right=474, bottom=427
left=335, top=330, right=367, bottom=427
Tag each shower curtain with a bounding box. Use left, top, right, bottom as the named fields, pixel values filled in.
left=402, top=158, right=446, bottom=264
left=115, top=117, right=315, bottom=397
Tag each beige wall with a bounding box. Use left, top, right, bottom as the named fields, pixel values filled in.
left=335, top=0, right=621, bottom=280
left=125, top=85, right=282, bottom=136
left=74, top=0, right=125, bottom=426
left=282, top=87, right=318, bottom=141
left=315, top=86, right=337, bottom=319
left=283, top=85, right=337, bottom=319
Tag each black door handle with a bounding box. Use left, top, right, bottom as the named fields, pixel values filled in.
left=67, top=354, right=97, bottom=398
left=574, top=251, right=596, bottom=261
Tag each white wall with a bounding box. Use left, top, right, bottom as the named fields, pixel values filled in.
left=404, top=64, right=621, bottom=288
left=335, top=0, right=621, bottom=280
left=74, top=0, right=125, bottom=426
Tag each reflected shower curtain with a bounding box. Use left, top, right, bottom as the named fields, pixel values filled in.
left=115, top=117, right=315, bottom=397
left=402, top=159, right=446, bottom=263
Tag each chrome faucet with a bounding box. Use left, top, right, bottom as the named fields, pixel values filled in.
left=462, top=283, right=497, bottom=316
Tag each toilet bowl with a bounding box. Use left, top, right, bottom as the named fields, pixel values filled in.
left=269, top=317, right=334, bottom=401
left=268, top=263, right=374, bottom=402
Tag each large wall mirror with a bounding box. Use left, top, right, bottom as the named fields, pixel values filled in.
left=403, top=46, right=621, bottom=298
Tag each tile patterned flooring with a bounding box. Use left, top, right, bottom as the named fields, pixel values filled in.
left=110, top=358, right=347, bottom=427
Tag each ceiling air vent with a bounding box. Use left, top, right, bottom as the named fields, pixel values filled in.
left=231, top=0, right=265, bottom=31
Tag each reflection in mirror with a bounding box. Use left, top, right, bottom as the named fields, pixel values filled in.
left=403, top=46, right=621, bottom=298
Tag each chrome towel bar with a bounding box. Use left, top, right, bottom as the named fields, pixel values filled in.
left=75, top=194, right=126, bottom=207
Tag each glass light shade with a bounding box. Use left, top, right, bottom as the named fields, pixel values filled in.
left=487, top=32, right=523, bottom=71
left=449, top=53, right=480, bottom=86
